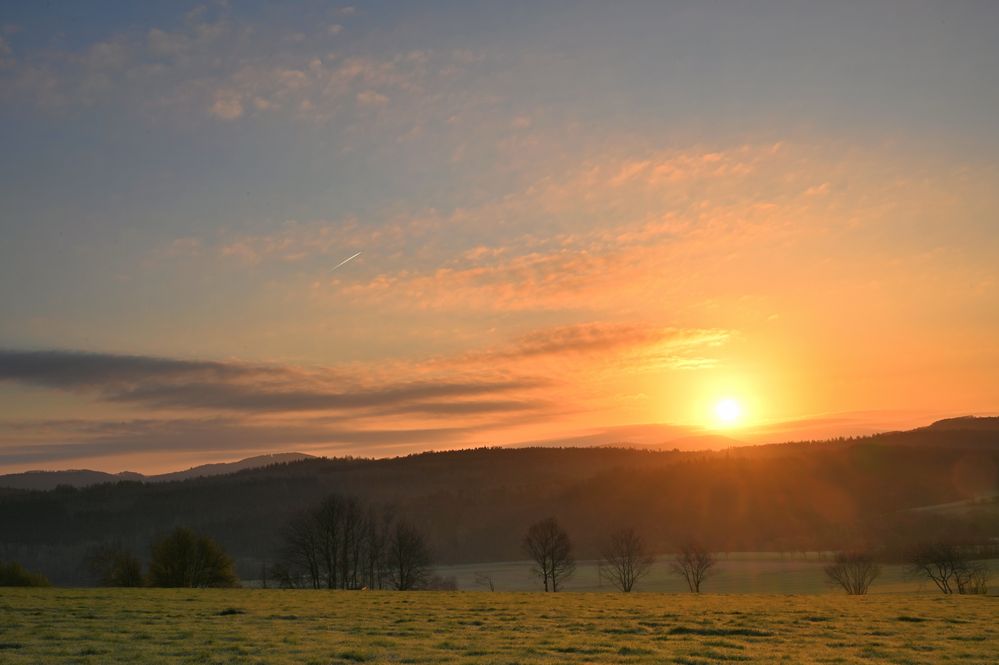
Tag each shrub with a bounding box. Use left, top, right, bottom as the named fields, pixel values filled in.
left=86, top=542, right=144, bottom=587
left=824, top=550, right=881, bottom=595
left=147, top=527, right=238, bottom=588
left=0, top=561, right=51, bottom=587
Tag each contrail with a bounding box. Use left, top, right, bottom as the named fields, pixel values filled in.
left=331, top=251, right=362, bottom=272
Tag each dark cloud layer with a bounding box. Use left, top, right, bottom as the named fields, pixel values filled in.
left=0, top=416, right=482, bottom=466
left=0, top=349, right=550, bottom=467
left=108, top=379, right=539, bottom=413
left=0, top=349, right=542, bottom=414
left=0, top=349, right=252, bottom=389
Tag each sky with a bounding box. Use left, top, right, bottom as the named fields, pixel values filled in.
left=1, top=1, right=998, bottom=473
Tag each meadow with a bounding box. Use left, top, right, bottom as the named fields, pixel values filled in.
left=1, top=588, right=996, bottom=665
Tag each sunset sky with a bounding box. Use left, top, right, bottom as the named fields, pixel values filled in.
left=1, top=1, right=998, bottom=473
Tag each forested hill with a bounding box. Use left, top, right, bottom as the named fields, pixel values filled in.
left=0, top=452, right=315, bottom=491
left=1, top=418, right=997, bottom=584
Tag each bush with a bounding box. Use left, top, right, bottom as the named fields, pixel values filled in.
left=147, top=527, right=238, bottom=588
left=824, top=551, right=881, bottom=595
left=0, top=561, right=51, bottom=587
left=906, top=541, right=992, bottom=595
left=86, top=542, right=144, bottom=587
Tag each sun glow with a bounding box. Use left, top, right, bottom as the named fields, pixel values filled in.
left=714, top=398, right=742, bottom=425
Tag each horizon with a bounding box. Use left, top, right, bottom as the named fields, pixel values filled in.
left=2, top=1, right=998, bottom=474
left=4, top=413, right=996, bottom=476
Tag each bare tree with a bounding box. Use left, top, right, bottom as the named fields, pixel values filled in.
left=906, top=541, right=991, bottom=595
left=669, top=542, right=716, bottom=593
left=523, top=517, right=575, bottom=592
left=960, top=562, right=991, bottom=595
left=279, top=494, right=407, bottom=590
left=385, top=520, right=432, bottom=590
left=283, top=494, right=375, bottom=590
left=907, top=541, right=961, bottom=594
left=824, top=551, right=881, bottom=595
left=314, top=494, right=345, bottom=589
left=280, top=512, right=323, bottom=588
left=599, top=527, right=655, bottom=592
left=339, top=496, right=366, bottom=589
left=474, top=572, right=495, bottom=591
left=362, top=506, right=392, bottom=589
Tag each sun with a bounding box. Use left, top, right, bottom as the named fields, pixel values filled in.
left=714, top=398, right=742, bottom=425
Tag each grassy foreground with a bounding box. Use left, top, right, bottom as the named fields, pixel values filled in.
left=1, top=589, right=996, bottom=664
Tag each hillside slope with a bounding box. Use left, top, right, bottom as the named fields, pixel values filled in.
left=1, top=419, right=996, bottom=584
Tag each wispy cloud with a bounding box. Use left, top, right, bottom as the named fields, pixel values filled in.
left=152, top=140, right=902, bottom=320
left=216, top=218, right=383, bottom=264
left=0, top=8, right=485, bottom=127
left=469, top=323, right=730, bottom=372
left=325, top=143, right=860, bottom=312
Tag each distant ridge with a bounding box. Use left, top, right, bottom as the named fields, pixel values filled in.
left=3, top=416, right=996, bottom=491
left=515, top=423, right=746, bottom=450
left=923, top=416, right=999, bottom=432
left=150, top=453, right=317, bottom=483
left=0, top=469, right=125, bottom=491
left=0, top=452, right=315, bottom=491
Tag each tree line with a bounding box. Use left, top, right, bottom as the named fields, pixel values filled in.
left=523, top=517, right=718, bottom=593
left=818, top=540, right=992, bottom=596
left=85, top=527, right=238, bottom=588
left=1, top=527, right=239, bottom=589
left=80, top=493, right=446, bottom=591
left=521, top=517, right=992, bottom=595
left=2, top=493, right=993, bottom=595
left=269, top=493, right=441, bottom=590
left=4, top=442, right=998, bottom=585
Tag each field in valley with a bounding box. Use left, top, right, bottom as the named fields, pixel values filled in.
left=1, top=589, right=996, bottom=665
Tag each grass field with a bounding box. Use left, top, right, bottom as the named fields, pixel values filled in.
left=1, top=589, right=996, bottom=664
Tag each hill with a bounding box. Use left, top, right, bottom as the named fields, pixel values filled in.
left=0, top=453, right=315, bottom=491
left=0, top=419, right=996, bottom=584
left=0, top=469, right=130, bottom=491
left=923, top=415, right=999, bottom=432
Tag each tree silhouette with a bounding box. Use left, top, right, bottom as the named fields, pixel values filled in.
left=147, top=527, right=238, bottom=588
left=385, top=520, right=432, bottom=590
left=0, top=561, right=50, bottom=587
left=824, top=550, right=880, bottom=595
left=599, top=527, right=655, bottom=592
left=86, top=541, right=143, bottom=587
left=907, top=541, right=991, bottom=594
left=669, top=542, right=715, bottom=593
left=523, top=517, right=575, bottom=592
